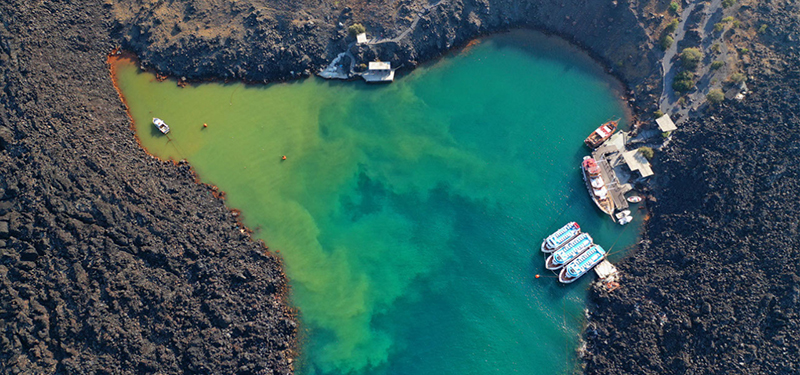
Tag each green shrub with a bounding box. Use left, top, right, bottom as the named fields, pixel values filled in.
left=673, top=70, right=695, bottom=92
left=713, top=22, right=725, bottom=32
left=739, top=47, right=750, bottom=55
left=732, top=20, right=742, bottom=28
left=347, top=23, right=366, bottom=37
left=729, top=72, right=746, bottom=84
left=639, top=147, right=655, bottom=160
left=661, top=131, right=672, bottom=138
left=706, top=89, right=725, bottom=104
left=654, top=110, right=665, bottom=118
left=661, top=35, right=674, bottom=50
left=758, top=24, right=768, bottom=33
left=722, top=16, right=735, bottom=23
left=710, top=61, right=725, bottom=70
left=680, top=47, right=703, bottom=70
left=668, top=1, right=680, bottom=14
left=711, top=43, right=721, bottom=53
left=722, top=0, right=736, bottom=8
left=666, top=19, right=680, bottom=33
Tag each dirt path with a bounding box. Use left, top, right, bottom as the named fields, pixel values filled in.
left=659, top=2, right=698, bottom=114
left=660, top=0, right=726, bottom=119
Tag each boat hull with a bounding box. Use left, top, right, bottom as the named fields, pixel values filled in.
left=584, top=120, right=618, bottom=149
left=546, top=255, right=564, bottom=270
left=627, top=195, right=642, bottom=203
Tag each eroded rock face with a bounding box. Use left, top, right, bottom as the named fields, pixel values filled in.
left=112, top=0, right=662, bottom=108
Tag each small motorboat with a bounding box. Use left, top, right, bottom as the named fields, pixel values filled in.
left=153, top=117, right=170, bottom=134
left=584, top=120, right=619, bottom=149
left=618, top=215, right=633, bottom=225
left=614, top=210, right=631, bottom=220
left=627, top=195, right=643, bottom=203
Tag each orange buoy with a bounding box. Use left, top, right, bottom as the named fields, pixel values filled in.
left=282, top=155, right=287, bottom=160
left=535, top=274, right=540, bottom=279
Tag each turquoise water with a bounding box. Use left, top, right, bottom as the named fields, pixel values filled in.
left=113, top=30, right=641, bottom=375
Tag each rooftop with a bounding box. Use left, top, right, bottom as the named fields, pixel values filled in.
left=594, top=259, right=618, bottom=280
left=622, top=149, right=653, bottom=177
left=368, top=61, right=391, bottom=71
left=656, top=114, right=677, bottom=132
left=356, top=33, right=368, bottom=44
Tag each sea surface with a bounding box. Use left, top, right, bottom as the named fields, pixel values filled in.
left=113, top=30, right=641, bottom=375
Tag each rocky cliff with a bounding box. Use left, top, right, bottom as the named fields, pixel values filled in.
left=583, top=2, right=800, bottom=373
left=114, top=0, right=663, bottom=108
left=2, top=0, right=798, bottom=373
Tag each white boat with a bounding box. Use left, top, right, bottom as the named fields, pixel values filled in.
left=540, top=222, right=581, bottom=253
left=546, top=233, right=593, bottom=270
left=559, top=244, right=606, bottom=283
left=627, top=195, right=643, bottom=203
left=582, top=156, right=615, bottom=215
left=618, top=215, right=633, bottom=225
left=153, top=117, right=170, bottom=134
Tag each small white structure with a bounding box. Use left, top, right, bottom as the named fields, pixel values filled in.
left=655, top=114, right=677, bottom=133
left=622, top=149, right=653, bottom=178
left=362, top=61, right=394, bottom=83
left=594, top=260, right=618, bottom=280
left=356, top=32, right=368, bottom=45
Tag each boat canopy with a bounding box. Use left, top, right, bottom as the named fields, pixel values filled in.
left=596, top=124, right=613, bottom=138
left=593, top=186, right=608, bottom=197
left=566, top=245, right=606, bottom=277
left=545, top=222, right=580, bottom=248
left=553, top=234, right=593, bottom=264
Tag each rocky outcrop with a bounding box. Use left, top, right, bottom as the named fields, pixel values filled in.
left=583, top=5, right=800, bottom=372
left=0, top=1, right=295, bottom=373
left=3, top=0, right=799, bottom=373
left=114, top=0, right=663, bottom=109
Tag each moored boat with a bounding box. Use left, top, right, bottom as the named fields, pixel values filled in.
left=546, top=233, right=593, bottom=270
left=627, top=195, right=642, bottom=203
left=540, top=222, right=581, bottom=253
left=153, top=117, right=170, bottom=134
left=584, top=120, right=618, bottom=148
left=559, top=244, right=606, bottom=283
left=582, top=156, right=615, bottom=215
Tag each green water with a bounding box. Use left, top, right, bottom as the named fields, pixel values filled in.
left=114, top=30, right=641, bottom=375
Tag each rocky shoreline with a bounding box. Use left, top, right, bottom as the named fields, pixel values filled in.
left=2, top=0, right=798, bottom=373
left=0, top=1, right=296, bottom=373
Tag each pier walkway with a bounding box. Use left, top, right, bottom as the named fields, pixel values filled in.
left=592, top=145, right=630, bottom=213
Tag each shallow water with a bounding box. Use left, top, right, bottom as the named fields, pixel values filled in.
left=113, top=30, right=641, bottom=375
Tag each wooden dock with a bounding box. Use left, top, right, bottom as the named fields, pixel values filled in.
left=591, top=145, right=629, bottom=213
